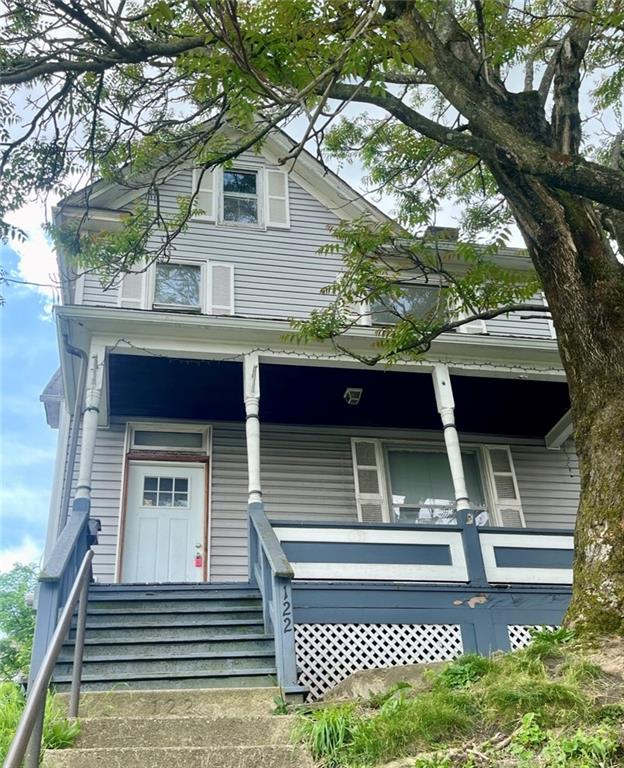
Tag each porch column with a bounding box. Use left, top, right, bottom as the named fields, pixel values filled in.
left=244, top=352, right=262, bottom=503
left=74, top=354, right=103, bottom=501
left=432, top=365, right=470, bottom=511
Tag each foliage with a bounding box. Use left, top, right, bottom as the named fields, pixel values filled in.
left=0, top=563, right=37, bottom=681
left=295, top=634, right=624, bottom=767
left=0, top=683, right=80, bottom=762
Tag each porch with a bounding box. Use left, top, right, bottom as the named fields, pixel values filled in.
left=79, top=348, right=576, bottom=584
left=249, top=504, right=573, bottom=699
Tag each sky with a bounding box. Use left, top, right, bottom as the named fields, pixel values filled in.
left=0, top=203, right=60, bottom=573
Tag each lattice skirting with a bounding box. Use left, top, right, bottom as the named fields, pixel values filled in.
left=295, top=623, right=464, bottom=700
left=507, top=625, right=558, bottom=651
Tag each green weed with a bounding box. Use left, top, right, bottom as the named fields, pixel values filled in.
left=0, top=682, right=80, bottom=762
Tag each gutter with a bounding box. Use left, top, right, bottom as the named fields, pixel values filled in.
left=58, top=337, right=88, bottom=530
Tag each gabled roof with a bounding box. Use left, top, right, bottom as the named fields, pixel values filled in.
left=54, top=125, right=401, bottom=231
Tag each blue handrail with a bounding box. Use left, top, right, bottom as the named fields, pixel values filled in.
left=248, top=502, right=300, bottom=695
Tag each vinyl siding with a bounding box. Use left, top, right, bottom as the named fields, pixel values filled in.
left=77, top=421, right=580, bottom=584
left=75, top=153, right=555, bottom=340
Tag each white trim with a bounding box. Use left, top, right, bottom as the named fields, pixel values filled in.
left=276, top=527, right=468, bottom=582
left=479, top=532, right=573, bottom=584
left=289, top=562, right=467, bottom=581
left=545, top=410, right=573, bottom=450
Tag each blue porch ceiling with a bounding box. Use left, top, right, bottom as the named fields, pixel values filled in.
left=107, top=355, right=570, bottom=437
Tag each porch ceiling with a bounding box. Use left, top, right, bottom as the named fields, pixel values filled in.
left=108, top=355, right=570, bottom=438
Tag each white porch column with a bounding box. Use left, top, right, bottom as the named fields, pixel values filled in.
left=432, top=365, right=470, bottom=511
left=74, top=354, right=103, bottom=500
left=243, top=352, right=262, bottom=503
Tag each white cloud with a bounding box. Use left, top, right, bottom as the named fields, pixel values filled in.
left=0, top=536, right=43, bottom=572
left=0, top=439, right=56, bottom=469
left=6, top=199, right=60, bottom=312
left=0, top=484, right=51, bottom=523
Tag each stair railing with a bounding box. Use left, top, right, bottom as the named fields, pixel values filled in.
left=3, top=503, right=97, bottom=768
left=248, top=502, right=299, bottom=694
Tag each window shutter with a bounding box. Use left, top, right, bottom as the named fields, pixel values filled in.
left=209, top=263, right=234, bottom=315
left=452, top=298, right=487, bottom=334
left=482, top=446, right=526, bottom=527
left=192, top=168, right=217, bottom=221
left=119, top=268, right=145, bottom=309
left=542, top=292, right=557, bottom=339
left=265, top=169, right=290, bottom=228
left=351, top=439, right=388, bottom=523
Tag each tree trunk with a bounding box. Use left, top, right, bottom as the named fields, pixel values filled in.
left=489, top=165, right=624, bottom=635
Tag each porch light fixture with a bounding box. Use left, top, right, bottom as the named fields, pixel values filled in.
left=344, top=387, right=363, bottom=405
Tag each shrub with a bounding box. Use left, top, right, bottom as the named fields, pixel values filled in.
left=0, top=564, right=38, bottom=680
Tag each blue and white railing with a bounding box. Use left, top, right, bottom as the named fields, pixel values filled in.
left=248, top=505, right=574, bottom=698
left=248, top=502, right=301, bottom=695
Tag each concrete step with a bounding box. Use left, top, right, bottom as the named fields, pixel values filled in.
left=67, top=620, right=265, bottom=641
left=58, top=687, right=279, bottom=717
left=43, top=745, right=312, bottom=768
left=77, top=610, right=262, bottom=628
left=59, top=636, right=275, bottom=660
left=54, top=669, right=277, bottom=694
left=85, top=599, right=262, bottom=614
left=75, top=715, right=295, bottom=748
left=54, top=653, right=276, bottom=680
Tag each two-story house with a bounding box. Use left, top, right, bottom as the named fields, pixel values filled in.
left=36, top=129, right=577, bottom=702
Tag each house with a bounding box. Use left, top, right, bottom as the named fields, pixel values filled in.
left=35, top=129, right=577, bottom=705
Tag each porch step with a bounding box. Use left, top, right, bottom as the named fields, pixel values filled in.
left=44, top=688, right=312, bottom=767
left=53, top=584, right=276, bottom=692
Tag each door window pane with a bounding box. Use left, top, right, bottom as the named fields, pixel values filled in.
left=154, top=264, right=201, bottom=309
left=142, top=476, right=190, bottom=508
left=387, top=450, right=486, bottom=525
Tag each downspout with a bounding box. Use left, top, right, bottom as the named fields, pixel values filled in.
left=58, top=337, right=88, bottom=530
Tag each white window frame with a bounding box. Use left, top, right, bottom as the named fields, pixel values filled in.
left=219, top=166, right=264, bottom=229
left=129, top=422, right=211, bottom=454
left=150, top=260, right=206, bottom=313
left=356, top=280, right=445, bottom=328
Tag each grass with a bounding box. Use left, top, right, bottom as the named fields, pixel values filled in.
left=295, top=629, right=624, bottom=768
left=0, top=682, right=80, bottom=763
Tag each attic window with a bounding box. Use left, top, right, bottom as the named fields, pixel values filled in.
left=222, top=170, right=258, bottom=224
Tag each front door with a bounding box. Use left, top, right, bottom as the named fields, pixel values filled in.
left=122, top=462, right=206, bottom=583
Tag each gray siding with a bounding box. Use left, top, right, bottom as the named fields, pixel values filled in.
left=75, top=153, right=555, bottom=340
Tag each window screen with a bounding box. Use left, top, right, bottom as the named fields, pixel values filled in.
left=133, top=430, right=204, bottom=449
left=387, top=449, right=486, bottom=524
left=370, top=284, right=442, bottom=325
left=154, top=263, right=201, bottom=309
left=222, top=170, right=258, bottom=224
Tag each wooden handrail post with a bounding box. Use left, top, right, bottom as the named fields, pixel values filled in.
left=457, top=509, right=489, bottom=588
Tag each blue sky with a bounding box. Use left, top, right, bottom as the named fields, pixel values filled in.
left=1, top=242, right=59, bottom=571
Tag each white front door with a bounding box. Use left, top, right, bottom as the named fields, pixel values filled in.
left=122, top=462, right=206, bottom=583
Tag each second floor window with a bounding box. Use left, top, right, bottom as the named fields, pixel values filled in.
left=153, top=263, right=202, bottom=311
left=222, top=170, right=258, bottom=225
left=368, top=283, right=442, bottom=325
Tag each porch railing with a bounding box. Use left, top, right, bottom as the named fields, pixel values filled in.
left=4, top=501, right=98, bottom=768
left=249, top=506, right=574, bottom=698
left=248, top=502, right=300, bottom=695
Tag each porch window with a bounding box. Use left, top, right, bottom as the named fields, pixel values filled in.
left=222, top=170, right=258, bottom=225
left=369, top=283, right=442, bottom=326
left=386, top=448, right=487, bottom=525
left=154, top=263, right=202, bottom=311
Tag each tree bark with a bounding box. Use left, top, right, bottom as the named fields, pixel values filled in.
left=488, top=164, right=624, bottom=634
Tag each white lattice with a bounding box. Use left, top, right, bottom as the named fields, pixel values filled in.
left=507, top=625, right=558, bottom=650
left=295, top=623, right=464, bottom=700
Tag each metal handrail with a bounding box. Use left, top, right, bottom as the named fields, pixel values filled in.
left=3, top=549, right=93, bottom=768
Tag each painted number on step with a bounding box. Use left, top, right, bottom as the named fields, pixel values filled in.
left=282, top=585, right=292, bottom=633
